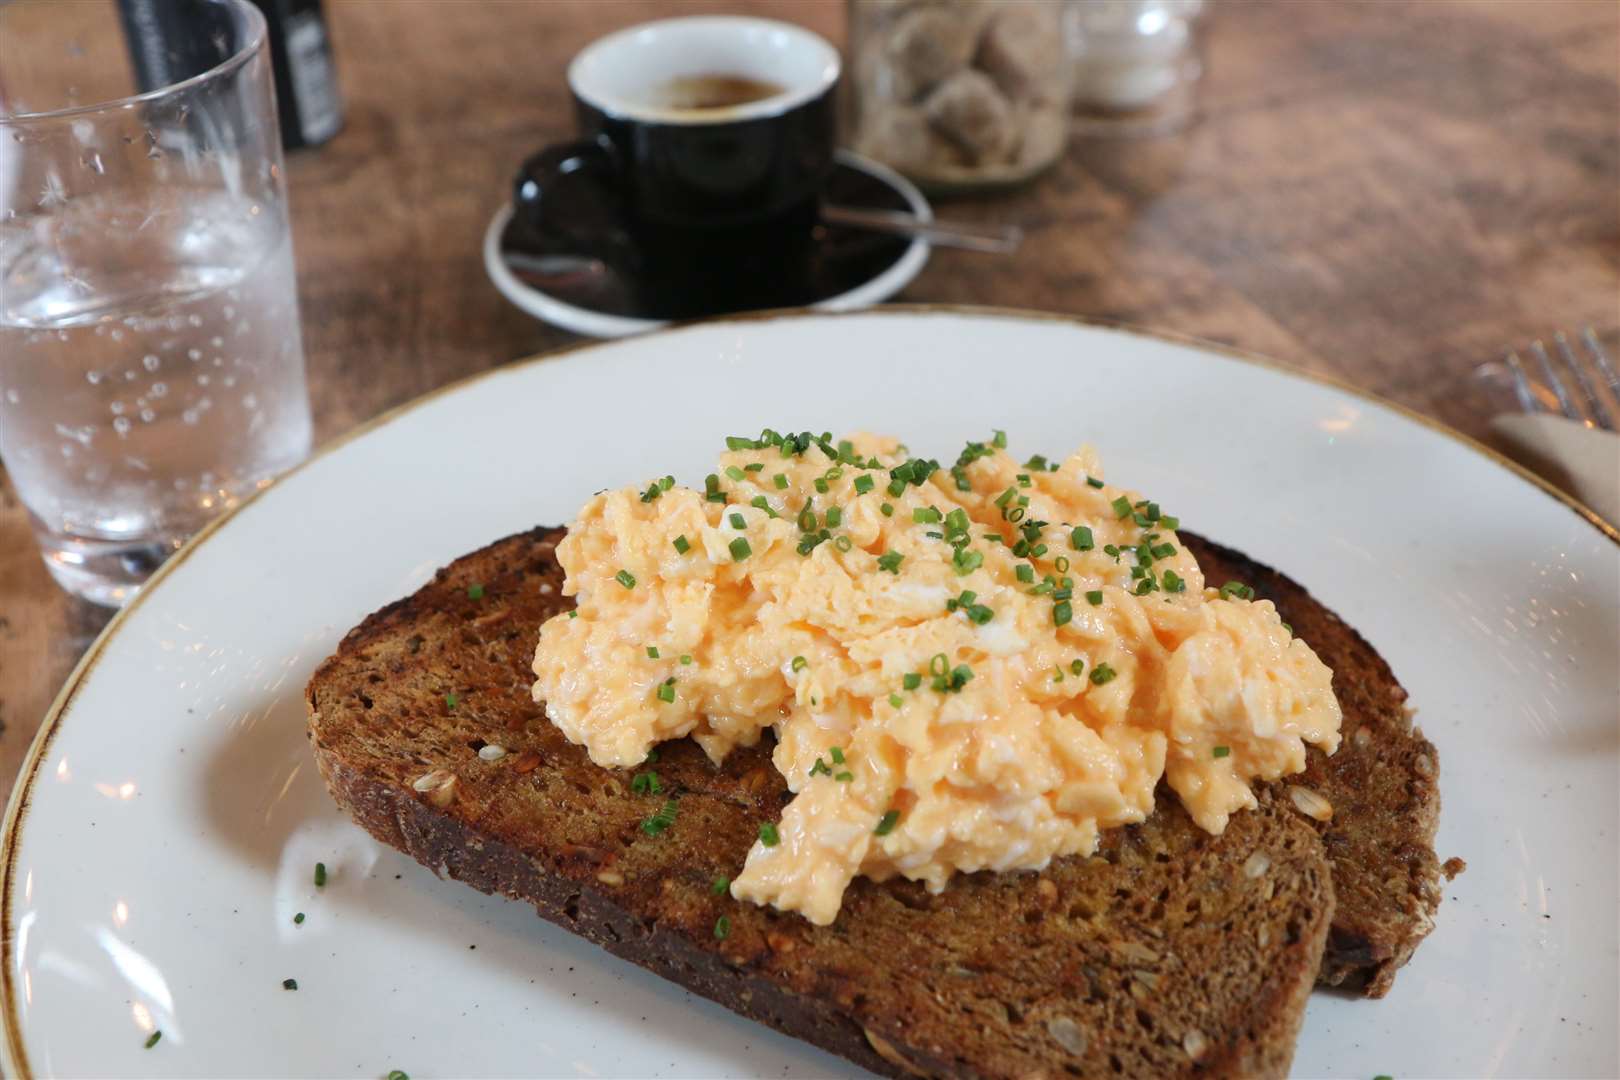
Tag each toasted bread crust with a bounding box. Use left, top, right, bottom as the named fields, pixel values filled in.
left=308, top=527, right=1340, bottom=1078
left=1180, top=535, right=1444, bottom=996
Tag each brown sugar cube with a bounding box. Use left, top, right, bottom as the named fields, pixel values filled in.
left=923, top=68, right=1017, bottom=163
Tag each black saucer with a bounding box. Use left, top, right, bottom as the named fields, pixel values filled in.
left=494, top=152, right=929, bottom=328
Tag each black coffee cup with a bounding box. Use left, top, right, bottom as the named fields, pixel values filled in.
left=513, top=17, right=840, bottom=318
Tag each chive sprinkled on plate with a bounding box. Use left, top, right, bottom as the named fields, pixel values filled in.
left=1070, top=659, right=1085, bottom=676
left=830, top=747, right=845, bottom=764
left=615, top=569, right=636, bottom=589
left=631, top=771, right=661, bottom=795
left=1086, top=475, right=1105, bottom=488
left=1070, top=526, right=1094, bottom=551
left=282, top=978, right=298, bottom=991
left=880, top=502, right=894, bottom=516
left=992, top=429, right=1007, bottom=448
left=1213, top=745, right=1231, bottom=758
left=293, top=912, right=305, bottom=925
left=877, top=551, right=903, bottom=574
left=791, top=655, right=808, bottom=672
left=1111, top=496, right=1132, bottom=518
left=656, top=678, right=677, bottom=703
left=902, top=672, right=922, bottom=690
left=467, top=583, right=484, bottom=601
left=144, top=1031, right=162, bottom=1049
left=1053, top=600, right=1073, bottom=626
left=759, top=822, right=780, bottom=847
left=835, top=770, right=854, bottom=782
left=646, top=645, right=659, bottom=658
left=874, top=810, right=901, bottom=836
left=314, top=862, right=327, bottom=887
left=712, top=875, right=731, bottom=895
left=729, top=537, right=752, bottom=561
left=729, top=512, right=746, bottom=530
left=913, top=507, right=941, bottom=524
left=680, top=654, right=693, bottom=664
left=889, top=693, right=904, bottom=707
left=854, top=474, right=874, bottom=494
left=825, top=506, right=842, bottom=528
left=773, top=473, right=788, bottom=490
left=1090, top=663, right=1117, bottom=685
left=387, top=1072, right=408, bottom=1080
left=1016, top=563, right=1034, bottom=583
left=1163, top=570, right=1186, bottom=593
left=1086, top=589, right=1105, bottom=606
left=445, top=692, right=458, bottom=711
left=714, top=915, right=731, bottom=940
left=1219, top=580, right=1255, bottom=600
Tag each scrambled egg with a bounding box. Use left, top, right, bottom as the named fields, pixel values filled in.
left=532, top=432, right=1341, bottom=925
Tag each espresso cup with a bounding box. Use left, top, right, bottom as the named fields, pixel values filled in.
left=513, top=16, right=840, bottom=316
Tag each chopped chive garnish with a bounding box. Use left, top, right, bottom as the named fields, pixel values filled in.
left=729, top=512, right=746, bottom=530
left=646, top=645, right=660, bottom=658
left=1219, top=580, right=1255, bottom=600
left=791, top=655, right=808, bottom=671
left=953, top=548, right=983, bottom=575
left=725, top=436, right=754, bottom=450
left=834, top=535, right=853, bottom=552
left=874, top=810, right=901, bottom=836
left=854, top=474, right=874, bottom=494
left=631, top=771, right=662, bottom=795
left=1280, top=623, right=1292, bottom=636
left=1151, top=542, right=1176, bottom=560
left=880, top=502, right=894, bottom=516
left=282, top=978, right=298, bottom=990
left=930, top=653, right=949, bottom=676
left=712, top=875, right=731, bottom=895
left=834, top=771, right=854, bottom=782
left=1017, top=473, right=1031, bottom=488
left=992, top=430, right=1007, bottom=448
left=293, top=912, right=305, bottom=925
left=1161, top=515, right=1180, bottom=530
left=645, top=749, right=660, bottom=764
left=1053, top=600, right=1073, bottom=626
left=1090, top=663, right=1117, bottom=685
left=672, top=535, right=690, bottom=554
left=568, top=610, right=578, bottom=618
left=642, top=798, right=678, bottom=835
left=729, top=537, right=752, bottom=561
left=314, top=862, right=327, bottom=887
left=615, top=569, right=636, bottom=589
left=750, top=495, right=776, bottom=516
left=913, top=507, right=942, bottom=523
left=877, top=550, right=904, bottom=574
left=680, top=654, right=693, bottom=664
left=1087, top=475, right=1105, bottom=488
left=714, top=915, right=731, bottom=940
left=144, top=1031, right=162, bottom=1049
left=759, top=822, right=780, bottom=847
left=825, top=506, right=842, bottom=528
left=830, top=746, right=845, bottom=764
left=1016, top=564, right=1034, bottom=583
left=1111, top=496, right=1132, bottom=518
left=1213, top=745, right=1231, bottom=759
left=1070, top=659, right=1085, bottom=676
left=724, top=466, right=745, bottom=482
left=902, top=672, right=922, bottom=690
left=467, top=583, right=485, bottom=601
left=445, top=692, right=459, bottom=710
left=773, top=473, right=789, bottom=490
left=1163, top=570, right=1186, bottom=593
left=1086, top=589, right=1105, bottom=605
left=656, top=680, right=676, bottom=703
left=814, top=478, right=829, bottom=494
left=387, top=1072, right=408, bottom=1080
left=1071, top=526, right=1094, bottom=551
left=889, top=693, right=904, bottom=708
left=809, top=758, right=830, bottom=777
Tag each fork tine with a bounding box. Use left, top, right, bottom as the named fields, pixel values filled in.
left=1529, top=340, right=1580, bottom=421
left=1581, top=327, right=1619, bottom=391
left=1554, top=332, right=1614, bottom=430
left=1504, top=351, right=1544, bottom=413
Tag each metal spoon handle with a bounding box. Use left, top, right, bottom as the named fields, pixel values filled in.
left=821, top=204, right=1023, bottom=254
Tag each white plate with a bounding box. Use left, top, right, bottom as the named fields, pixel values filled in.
left=483, top=150, right=932, bottom=338
left=4, top=309, right=1616, bottom=1079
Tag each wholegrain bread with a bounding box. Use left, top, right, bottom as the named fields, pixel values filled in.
left=1179, top=535, right=1443, bottom=996
left=307, top=527, right=1339, bottom=1078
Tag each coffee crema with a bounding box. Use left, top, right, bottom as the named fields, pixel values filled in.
left=655, top=73, right=785, bottom=111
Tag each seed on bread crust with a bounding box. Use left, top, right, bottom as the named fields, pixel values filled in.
left=1288, top=785, right=1334, bottom=822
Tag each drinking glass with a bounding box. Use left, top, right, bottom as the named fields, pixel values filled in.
left=0, top=0, right=312, bottom=606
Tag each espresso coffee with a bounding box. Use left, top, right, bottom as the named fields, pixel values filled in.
left=657, top=73, right=785, bottom=111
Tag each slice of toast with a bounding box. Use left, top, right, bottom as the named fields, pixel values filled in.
left=308, top=528, right=1336, bottom=1078
left=1178, top=535, right=1443, bottom=996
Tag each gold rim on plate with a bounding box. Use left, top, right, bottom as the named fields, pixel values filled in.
left=1, top=304, right=1613, bottom=1076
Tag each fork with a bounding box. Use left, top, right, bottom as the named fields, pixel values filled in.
left=1501, top=328, right=1619, bottom=431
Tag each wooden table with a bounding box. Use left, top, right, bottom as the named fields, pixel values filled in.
left=2, top=0, right=1616, bottom=802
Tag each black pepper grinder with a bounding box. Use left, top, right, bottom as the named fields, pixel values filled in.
left=117, top=0, right=343, bottom=150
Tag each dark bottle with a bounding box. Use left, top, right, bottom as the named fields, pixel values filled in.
left=117, top=0, right=342, bottom=150
left=249, top=0, right=343, bottom=149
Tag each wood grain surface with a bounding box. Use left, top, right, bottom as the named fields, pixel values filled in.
left=2, top=0, right=1617, bottom=802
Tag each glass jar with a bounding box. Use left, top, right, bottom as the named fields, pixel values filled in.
left=1066, top=0, right=1207, bottom=138
left=846, top=0, right=1069, bottom=192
